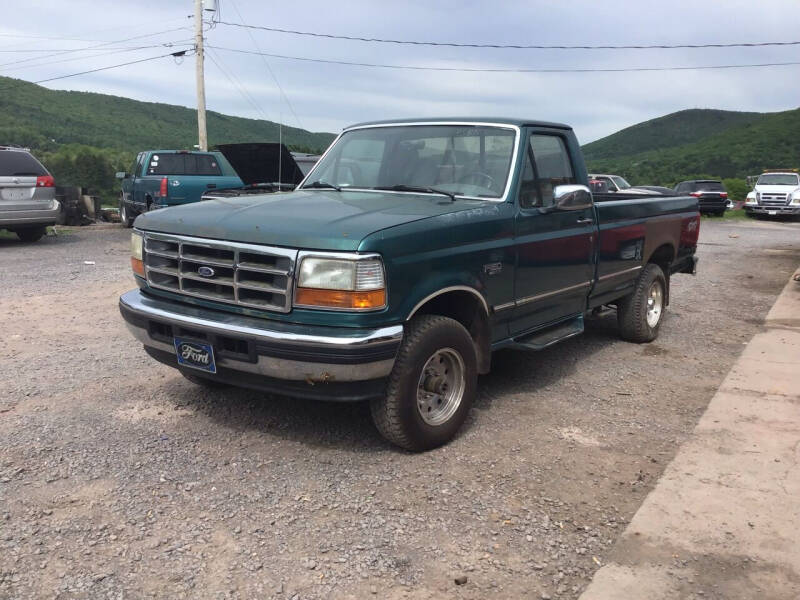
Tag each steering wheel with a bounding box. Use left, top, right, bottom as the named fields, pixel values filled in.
left=457, top=171, right=496, bottom=189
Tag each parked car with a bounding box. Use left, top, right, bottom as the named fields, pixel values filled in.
left=587, top=173, right=662, bottom=196
left=673, top=180, right=728, bottom=215
left=117, top=150, right=244, bottom=227
left=588, top=178, right=610, bottom=193
left=744, top=171, right=800, bottom=218
left=120, top=118, right=700, bottom=451
left=0, top=146, right=60, bottom=242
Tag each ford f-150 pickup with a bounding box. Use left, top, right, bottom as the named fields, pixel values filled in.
left=120, top=118, right=699, bottom=451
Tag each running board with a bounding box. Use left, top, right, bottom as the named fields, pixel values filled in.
left=510, top=315, right=584, bottom=351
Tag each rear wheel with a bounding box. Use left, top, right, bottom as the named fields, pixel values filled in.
left=618, top=263, right=666, bottom=343
left=371, top=315, right=477, bottom=452
left=15, top=226, right=46, bottom=243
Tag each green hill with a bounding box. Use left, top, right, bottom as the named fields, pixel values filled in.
left=0, top=76, right=336, bottom=201
left=582, top=109, right=763, bottom=161
left=583, top=107, right=800, bottom=188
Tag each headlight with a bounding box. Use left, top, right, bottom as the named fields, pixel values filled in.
left=131, top=231, right=145, bottom=277
left=792, top=192, right=800, bottom=205
left=295, top=254, right=386, bottom=310
left=745, top=193, right=757, bottom=204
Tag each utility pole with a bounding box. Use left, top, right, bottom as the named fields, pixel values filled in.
left=194, top=0, right=208, bottom=151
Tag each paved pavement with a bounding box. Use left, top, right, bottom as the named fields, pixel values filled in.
left=580, top=267, right=800, bottom=600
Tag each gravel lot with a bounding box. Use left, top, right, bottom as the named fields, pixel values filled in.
left=1, top=218, right=798, bottom=600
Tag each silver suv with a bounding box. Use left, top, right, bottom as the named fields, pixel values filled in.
left=0, top=146, right=61, bottom=242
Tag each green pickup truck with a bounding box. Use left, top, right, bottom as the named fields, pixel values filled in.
left=120, top=118, right=700, bottom=451
left=117, top=150, right=243, bottom=227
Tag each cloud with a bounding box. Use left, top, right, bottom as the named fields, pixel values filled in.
left=2, top=0, right=798, bottom=142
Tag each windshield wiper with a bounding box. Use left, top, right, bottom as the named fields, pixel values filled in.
left=304, top=180, right=341, bottom=191
left=375, top=184, right=457, bottom=202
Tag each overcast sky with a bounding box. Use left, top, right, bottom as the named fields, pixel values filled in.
left=2, top=0, right=799, bottom=144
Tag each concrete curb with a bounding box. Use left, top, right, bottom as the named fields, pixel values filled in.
left=579, top=270, right=800, bottom=600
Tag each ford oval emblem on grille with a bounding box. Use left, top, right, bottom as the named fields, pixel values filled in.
left=197, top=266, right=215, bottom=278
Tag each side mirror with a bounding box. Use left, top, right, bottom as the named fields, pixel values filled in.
left=115, top=171, right=128, bottom=180
left=554, top=184, right=593, bottom=210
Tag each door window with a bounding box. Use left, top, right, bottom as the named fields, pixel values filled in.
left=519, top=134, right=576, bottom=208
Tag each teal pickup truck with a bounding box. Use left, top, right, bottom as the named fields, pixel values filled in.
left=117, top=150, right=242, bottom=227
left=120, top=118, right=699, bottom=451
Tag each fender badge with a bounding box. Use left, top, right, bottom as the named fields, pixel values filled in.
left=197, top=266, right=215, bottom=278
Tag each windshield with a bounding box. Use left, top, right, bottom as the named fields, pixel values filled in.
left=696, top=181, right=724, bottom=191
left=302, top=124, right=517, bottom=199
left=611, top=175, right=631, bottom=190
left=757, top=173, right=799, bottom=186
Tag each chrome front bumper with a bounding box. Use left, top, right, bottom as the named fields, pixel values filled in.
left=745, top=204, right=800, bottom=215
left=119, top=289, right=402, bottom=389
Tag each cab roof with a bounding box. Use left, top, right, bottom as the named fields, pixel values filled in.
left=344, top=117, right=572, bottom=131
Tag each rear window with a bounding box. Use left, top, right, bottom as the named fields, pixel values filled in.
left=146, top=153, right=222, bottom=176
left=695, top=181, right=723, bottom=191
left=0, top=150, right=48, bottom=177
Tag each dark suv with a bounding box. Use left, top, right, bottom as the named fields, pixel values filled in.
left=673, top=180, right=728, bottom=216
left=0, top=146, right=60, bottom=242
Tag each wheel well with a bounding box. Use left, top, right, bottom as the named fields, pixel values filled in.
left=409, top=290, right=491, bottom=374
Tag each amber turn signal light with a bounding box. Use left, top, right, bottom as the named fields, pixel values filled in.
left=295, top=287, right=386, bottom=310
left=131, top=257, right=145, bottom=278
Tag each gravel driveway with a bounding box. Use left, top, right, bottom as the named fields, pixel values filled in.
left=1, top=218, right=798, bottom=599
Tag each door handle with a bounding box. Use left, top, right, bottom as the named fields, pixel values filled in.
left=576, top=218, right=593, bottom=225
left=206, top=183, right=216, bottom=188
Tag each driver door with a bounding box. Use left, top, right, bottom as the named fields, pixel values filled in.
left=510, top=131, right=595, bottom=336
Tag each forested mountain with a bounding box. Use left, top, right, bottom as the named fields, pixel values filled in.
left=583, top=107, right=800, bottom=188
left=0, top=76, right=335, bottom=201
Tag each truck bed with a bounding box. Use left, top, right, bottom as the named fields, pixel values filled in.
left=590, top=194, right=699, bottom=306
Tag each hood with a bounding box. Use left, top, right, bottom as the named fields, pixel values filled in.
left=135, top=189, right=484, bottom=251
left=215, top=143, right=304, bottom=186
left=754, top=184, right=799, bottom=195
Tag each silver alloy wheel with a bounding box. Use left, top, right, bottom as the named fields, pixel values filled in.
left=416, top=347, right=466, bottom=426
left=646, top=280, right=664, bottom=328
left=120, top=202, right=127, bottom=225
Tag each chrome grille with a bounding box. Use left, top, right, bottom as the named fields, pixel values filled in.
left=143, top=232, right=296, bottom=312
left=759, top=193, right=789, bottom=207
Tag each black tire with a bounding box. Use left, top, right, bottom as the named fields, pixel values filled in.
left=15, top=226, right=46, bottom=243
left=715, top=210, right=726, bottom=217
left=120, top=196, right=134, bottom=228
left=181, top=372, right=231, bottom=389
left=617, top=263, right=666, bottom=343
left=370, top=315, right=477, bottom=452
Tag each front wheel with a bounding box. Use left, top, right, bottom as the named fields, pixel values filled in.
left=371, top=315, right=477, bottom=452
left=617, top=263, right=666, bottom=343
left=120, top=196, right=134, bottom=228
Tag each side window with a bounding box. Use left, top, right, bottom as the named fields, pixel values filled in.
left=528, top=134, right=575, bottom=207
left=132, top=153, right=144, bottom=177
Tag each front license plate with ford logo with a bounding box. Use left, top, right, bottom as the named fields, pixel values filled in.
left=174, top=338, right=217, bottom=373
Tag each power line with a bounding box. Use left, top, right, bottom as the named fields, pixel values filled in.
left=0, top=27, right=191, bottom=69
left=216, top=21, right=800, bottom=51
left=208, top=45, right=800, bottom=74
left=205, top=46, right=276, bottom=123
left=227, top=0, right=304, bottom=131
left=32, top=50, right=189, bottom=84
left=0, top=42, right=192, bottom=74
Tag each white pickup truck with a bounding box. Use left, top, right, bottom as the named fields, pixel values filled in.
left=745, top=171, right=800, bottom=217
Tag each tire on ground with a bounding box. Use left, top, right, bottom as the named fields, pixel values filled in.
left=120, top=196, right=134, bottom=228
left=617, top=263, right=667, bottom=343
left=15, top=226, right=46, bottom=243
left=370, top=315, right=477, bottom=452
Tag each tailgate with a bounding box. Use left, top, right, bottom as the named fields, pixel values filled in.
left=163, top=175, right=243, bottom=205
left=0, top=176, right=53, bottom=211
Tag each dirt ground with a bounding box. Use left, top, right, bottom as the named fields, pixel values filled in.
left=1, top=218, right=798, bottom=600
